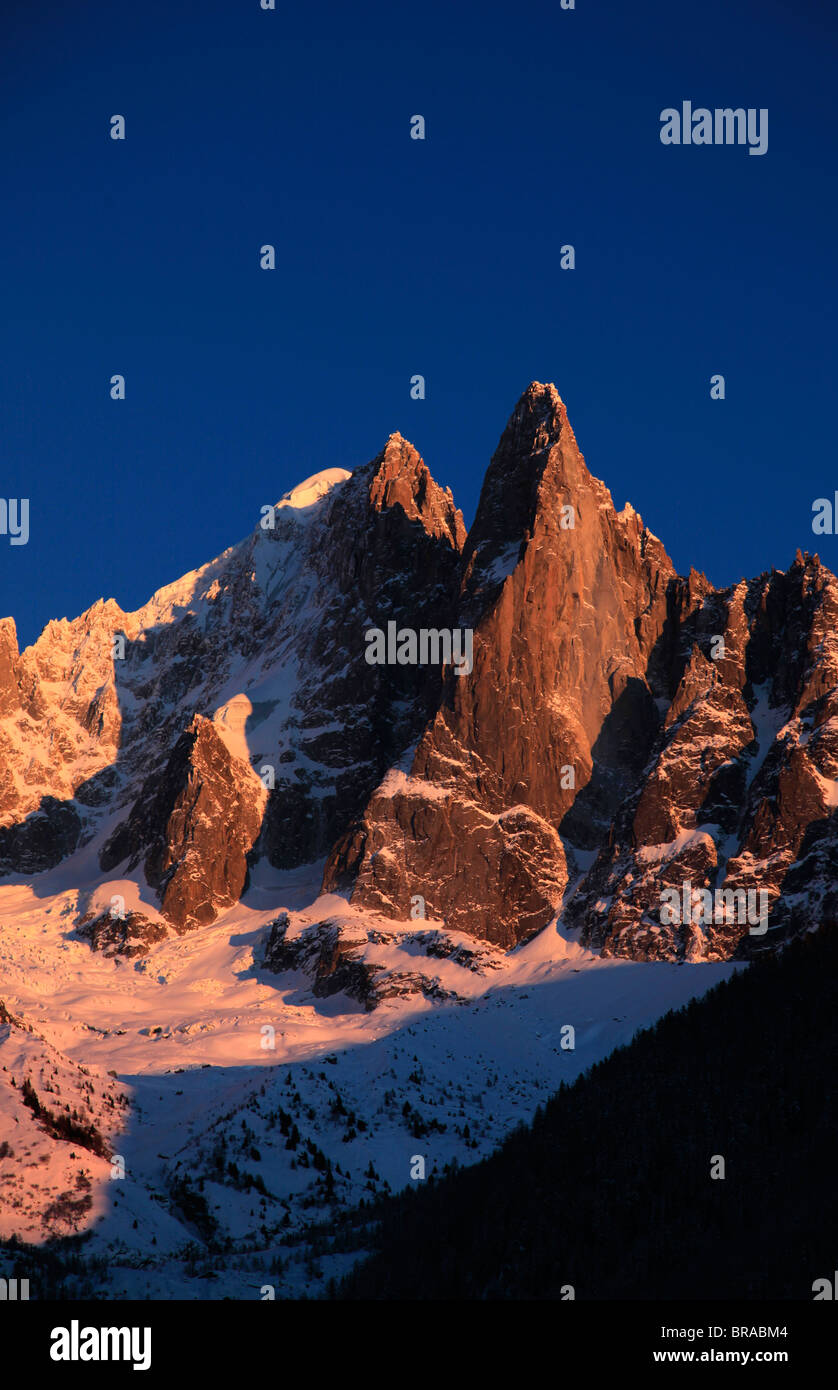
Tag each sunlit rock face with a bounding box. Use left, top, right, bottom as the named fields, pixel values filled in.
left=330, top=384, right=676, bottom=948
left=3, top=384, right=838, bottom=959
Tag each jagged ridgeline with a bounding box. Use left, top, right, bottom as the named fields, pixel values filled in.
left=333, top=922, right=838, bottom=1301
left=1, top=383, right=837, bottom=961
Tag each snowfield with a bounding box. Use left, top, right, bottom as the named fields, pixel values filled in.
left=0, top=850, right=740, bottom=1299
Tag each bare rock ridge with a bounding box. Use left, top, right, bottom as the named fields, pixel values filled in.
left=1, top=383, right=837, bottom=964
left=567, top=554, right=838, bottom=960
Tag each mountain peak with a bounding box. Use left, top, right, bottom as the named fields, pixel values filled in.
left=520, top=378, right=565, bottom=407
left=460, top=381, right=578, bottom=586
left=368, top=434, right=465, bottom=549
left=371, top=431, right=423, bottom=479
left=278, top=467, right=352, bottom=514
left=507, top=380, right=567, bottom=441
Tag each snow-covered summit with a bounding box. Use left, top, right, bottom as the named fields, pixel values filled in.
left=277, top=467, right=352, bottom=514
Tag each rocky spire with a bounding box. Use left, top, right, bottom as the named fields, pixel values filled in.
left=329, top=384, right=677, bottom=945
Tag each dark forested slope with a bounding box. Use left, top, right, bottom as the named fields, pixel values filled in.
left=337, top=925, right=838, bottom=1300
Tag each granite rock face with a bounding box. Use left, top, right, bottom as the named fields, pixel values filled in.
left=100, top=715, right=266, bottom=929
left=329, top=384, right=677, bottom=947
left=254, top=434, right=465, bottom=870
left=3, top=383, right=838, bottom=962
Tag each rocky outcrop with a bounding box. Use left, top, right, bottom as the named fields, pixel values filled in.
left=76, top=908, right=169, bottom=958
left=328, top=785, right=569, bottom=948
left=261, top=916, right=381, bottom=1010
left=100, top=716, right=266, bottom=929
left=260, top=912, right=501, bottom=1009
left=0, top=797, right=82, bottom=876
left=567, top=556, right=838, bottom=959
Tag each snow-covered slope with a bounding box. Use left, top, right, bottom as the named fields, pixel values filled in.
left=0, top=864, right=738, bottom=1296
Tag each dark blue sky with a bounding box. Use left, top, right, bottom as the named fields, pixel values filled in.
left=1, top=0, right=836, bottom=649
